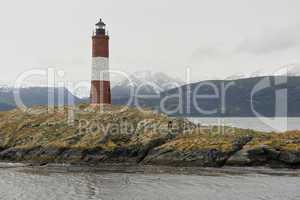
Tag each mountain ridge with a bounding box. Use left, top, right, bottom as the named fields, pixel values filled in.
left=1, top=75, right=300, bottom=117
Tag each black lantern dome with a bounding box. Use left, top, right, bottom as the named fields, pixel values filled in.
left=95, top=18, right=107, bottom=36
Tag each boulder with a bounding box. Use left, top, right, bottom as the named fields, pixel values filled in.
left=144, top=136, right=252, bottom=167
left=279, top=151, right=300, bottom=165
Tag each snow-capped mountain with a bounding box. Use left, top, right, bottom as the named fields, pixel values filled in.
left=225, top=64, right=300, bottom=80
left=272, top=64, right=300, bottom=76
left=112, top=71, right=184, bottom=97
left=0, top=82, right=12, bottom=93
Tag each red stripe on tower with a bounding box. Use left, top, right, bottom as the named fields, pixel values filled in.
left=90, top=19, right=111, bottom=104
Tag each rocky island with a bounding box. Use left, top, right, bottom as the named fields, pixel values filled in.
left=0, top=104, right=299, bottom=168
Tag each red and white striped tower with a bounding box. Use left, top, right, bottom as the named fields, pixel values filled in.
left=90, top=18, right=111, bottom=105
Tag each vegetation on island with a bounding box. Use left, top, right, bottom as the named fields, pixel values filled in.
left=0, top=104, right=299, bottom=168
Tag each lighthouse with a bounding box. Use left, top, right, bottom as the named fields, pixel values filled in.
left=90, top=19, right=111, bottom=105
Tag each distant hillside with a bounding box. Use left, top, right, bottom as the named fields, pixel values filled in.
left=113, top=76, right=300, bottom=117
left=0, top=87, right=82, bottom=111
left=0, top=102, right=15, bottom=111
left=160, top=76, right=300, bottom=117
left=2, top=76, right=300, bottom=117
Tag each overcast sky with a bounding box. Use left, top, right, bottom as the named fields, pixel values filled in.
left=1, top=0, right=300, bottom=85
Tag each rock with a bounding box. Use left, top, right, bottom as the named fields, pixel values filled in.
left=144, top=148, right=230, bottom=167
left=279, top=151, right=300, bottom=165
left=263, top=147, right=281, bottom=160
left=226, top=149, right=252, bottom=166
left=27, top=147, right=66, bottom=162
left=226, top=145, right=286, bottom=167
left=57, top=149, right=85, bottom=163
left=0, top=148, right=27, bottom=161
left=144, top=136, right=252, bottom=167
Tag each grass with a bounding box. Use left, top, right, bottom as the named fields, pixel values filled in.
left=0, top=104, right=299, bottom=153
left=0, top=104, right=178, bottom=150
left=239, top=130, right=300, bottom=151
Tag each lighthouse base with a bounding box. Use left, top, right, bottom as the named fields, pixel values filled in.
left=90, top=80, right=111, bottom=104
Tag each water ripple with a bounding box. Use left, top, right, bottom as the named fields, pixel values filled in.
left=0, top=167, right=299, bottom=200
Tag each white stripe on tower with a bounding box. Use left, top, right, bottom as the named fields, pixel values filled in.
left=91, top=57, right=109, bottom=81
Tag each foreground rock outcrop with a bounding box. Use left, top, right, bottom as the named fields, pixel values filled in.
left=226, top=131, right=300, bottom=168
left=143, top=133, right=252, bottom=167
left=0, top=105, right=299, bottom=168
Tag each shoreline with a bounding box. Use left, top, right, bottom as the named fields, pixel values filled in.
left=1, top=161, right=300, bottom=177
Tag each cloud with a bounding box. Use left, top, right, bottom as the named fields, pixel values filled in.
left=236, top=25, right=300, bottom=55
left=190, top=46, right=224, bottom=63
